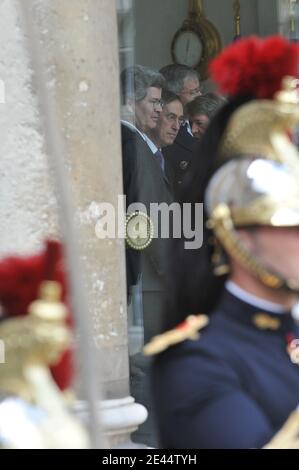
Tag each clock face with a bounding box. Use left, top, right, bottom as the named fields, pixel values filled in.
left=173, top=30, right=203, bottom=67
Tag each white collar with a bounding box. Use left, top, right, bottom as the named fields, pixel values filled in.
left=121, top=120, right=158, bottom=154
left=185, top=120, right=194, bottom=137
left=225, top=281, right=287, bottom=314
left=121, top=120, right=145, bottom=141
left=142, top=133, right=158, bottom=154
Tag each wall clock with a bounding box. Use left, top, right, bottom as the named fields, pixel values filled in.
left=171, top=0, right=222, bottom=79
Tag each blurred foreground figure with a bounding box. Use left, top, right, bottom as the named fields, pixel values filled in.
left=146, top=36, right=299, bottom=449
left=0, top=241, right=89, bottom=449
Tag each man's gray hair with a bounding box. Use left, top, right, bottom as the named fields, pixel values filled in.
left=121, top=65, right=165, bottom=103
left=161, top=89, right=182, bottom=107
left=160, top=64, right=200, bottom=94
left=186, top=93, right=226, bottom=119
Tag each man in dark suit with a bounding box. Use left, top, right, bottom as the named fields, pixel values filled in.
left=121, top=65, right=175, bottom=342
left=121, top=123, right=174, bottom=342
left=147, top=89, right=184, bottom=193
left=120, top=65, right=176, bottom=446
left=149, top=35, right=299, bottom=448
left=160, top=64, right=202, bottom=200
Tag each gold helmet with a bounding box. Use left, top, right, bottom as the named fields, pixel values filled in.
left=206, top=157, right=299, bottom=292
left=205, top=36, right=299, bottom=293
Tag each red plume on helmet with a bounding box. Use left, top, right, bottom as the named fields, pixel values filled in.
left=0, top=240, right=73, bottom=390
left=209, top=35, right=299, bottom=99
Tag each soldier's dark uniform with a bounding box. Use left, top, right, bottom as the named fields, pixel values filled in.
left=147, top=36, right=299, bottom=449
left=152, top=288, right=299, bottom=448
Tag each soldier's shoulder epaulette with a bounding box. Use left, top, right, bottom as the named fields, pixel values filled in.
left=143, top=314, right=209, bottom=356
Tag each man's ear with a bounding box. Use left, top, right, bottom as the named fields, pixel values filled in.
left=126, top=97, right=135, bottom=115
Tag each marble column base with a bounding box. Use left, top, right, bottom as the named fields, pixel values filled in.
left=74, top=396, right=148, bottom=449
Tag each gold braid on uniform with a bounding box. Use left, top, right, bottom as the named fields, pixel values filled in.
left=143, top=314, right=209, bottom=356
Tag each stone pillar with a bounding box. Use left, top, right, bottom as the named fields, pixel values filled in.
left=0, top=0, right=146, bottom=448
left=0, top=0, right=58, bottom=258
left=30, top=0, right=146, bottom=447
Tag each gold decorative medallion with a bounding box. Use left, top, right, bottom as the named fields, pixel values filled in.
left=125, top=211, right=154, bottom=251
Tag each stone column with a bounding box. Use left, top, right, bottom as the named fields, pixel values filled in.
left=0, top=0, right=58, bottom=259
left=0, top=0, right=146, bottom=448
left=30, top=0, right=146, bottom=447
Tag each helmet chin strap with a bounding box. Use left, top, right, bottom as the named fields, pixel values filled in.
left=208, top=203, right=299, bottom=295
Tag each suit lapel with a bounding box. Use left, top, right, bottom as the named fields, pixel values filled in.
left=127, top=127, right=173, bottom=194
left=175, top=125, right=195, bottom=152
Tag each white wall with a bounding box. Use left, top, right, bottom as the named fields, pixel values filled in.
left=133, top=0, right=279, bottom=72
left=257, top=0, right=279, bottom=36
left=134, top=0, right=188, bottom=69
left=205, top=0, right=258, bottom=45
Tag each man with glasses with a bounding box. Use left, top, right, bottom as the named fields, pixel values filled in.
left=160, top=64, right=202, bottom=200
left=149, top=90, right=184, bottom=148
left=160, top=64, right=202, bottom=107
left=120, top=65, right=171, bottom=299
left=148, top=90, right=184, bottom=188
left=120, top=65, right=175, bottom=447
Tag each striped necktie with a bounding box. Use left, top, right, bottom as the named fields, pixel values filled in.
left=155, top=149, right=165, bottom=172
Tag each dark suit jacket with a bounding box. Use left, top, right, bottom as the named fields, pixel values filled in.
left=121, top=124, right=174, bottom=294
left=163, top=124, right=200, bottom=201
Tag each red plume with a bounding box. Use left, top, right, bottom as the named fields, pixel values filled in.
left=0, top=240, right=64, bottom=317
left=209, top=35, right=299, bottom=99
left=0, top=240, right=73, bottom=390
